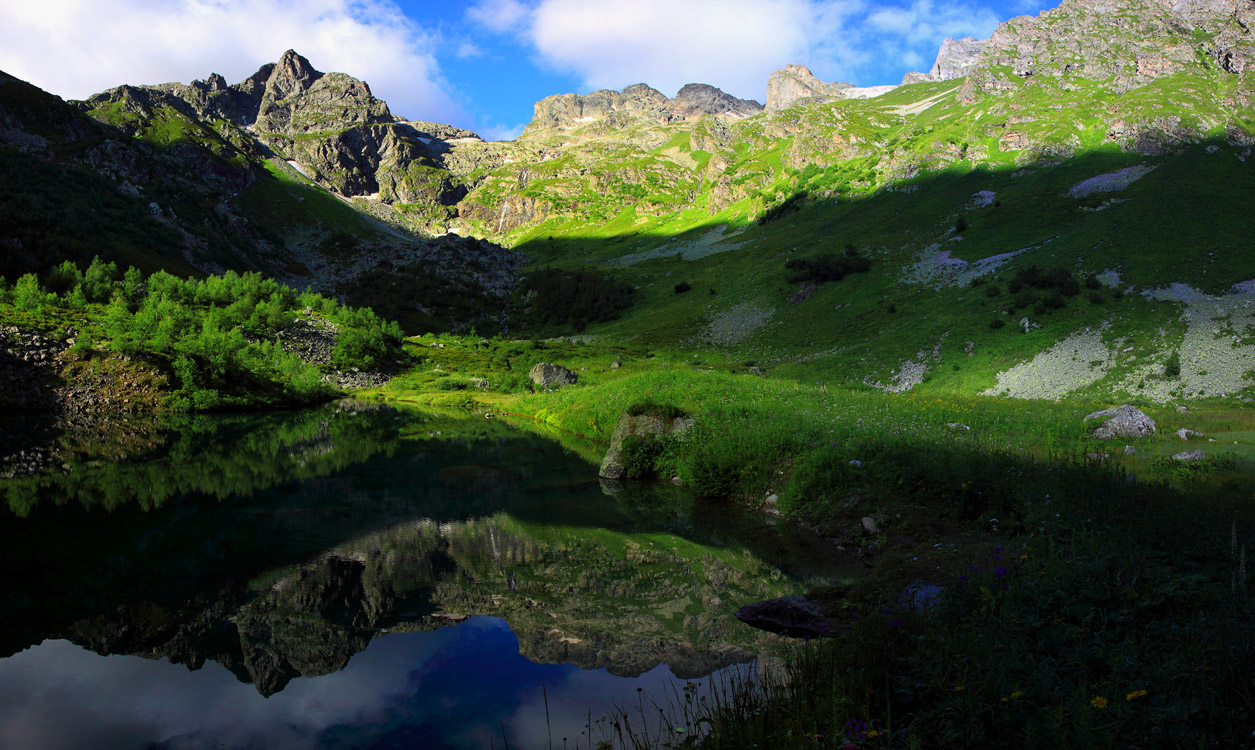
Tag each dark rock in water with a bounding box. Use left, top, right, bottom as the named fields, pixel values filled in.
left=734, top=595, right=835, bottom=638
left=1084, top=404, right=1156, bottom=439
left=897, top=581, right=943, bottom=613
left=529, top=362, right=578, bottom=390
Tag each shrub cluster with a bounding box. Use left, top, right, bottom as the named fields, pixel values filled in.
left=785, top=245, right=872, bottom=284
left=624, top=400, right=688, bottom=419
left=508, top=268, right=635, bottom=333
left=0, top=258, right=403, bottom=411
left=757, top=191, right=808, bottom=225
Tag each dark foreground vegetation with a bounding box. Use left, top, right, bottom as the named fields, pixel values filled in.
left=370, top=337, right=1255, bottom=749
left=0, top=258, right=402, bottom=411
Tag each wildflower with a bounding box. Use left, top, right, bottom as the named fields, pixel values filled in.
left=1011, top=691, right=1024, bottom=699
left=1000, top=697, right=1009, bottom=703
left=1126, top=689, right=1149, bottom=701
left=1090, top=696, right=1108, bottom=709
left=954, top=685, right=965, bottom=692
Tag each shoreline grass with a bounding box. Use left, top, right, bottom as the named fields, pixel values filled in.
left=366, top=333, right=1255, bottom=748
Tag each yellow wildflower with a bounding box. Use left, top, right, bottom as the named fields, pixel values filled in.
left=954, top=685, right=965, bottom=692
left=1010, top=691, right=1024, bottom=699
left=1126, top=689, right=1149, bottom=701
left=1090, top=696, right=1108, bottom=709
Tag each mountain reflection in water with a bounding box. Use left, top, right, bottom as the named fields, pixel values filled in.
left=0, top=401, right=855, bottom=749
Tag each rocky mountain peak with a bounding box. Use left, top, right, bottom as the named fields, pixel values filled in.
left=929, top=37, right=990, bottom=80
left=765, top=64, right=854, bottom=110
left=526, top=82, right=762, bottom=132
left=267, top=49, right=322, bottom=101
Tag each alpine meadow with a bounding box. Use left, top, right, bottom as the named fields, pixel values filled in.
left=3, top=0, right=1255, bottom=748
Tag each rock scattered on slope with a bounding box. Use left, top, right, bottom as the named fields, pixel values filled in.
left=1085, top=404, right=1157, bottom=439
left=1172, top=449, right=1206, bottom=462
left=528, top=362, right=578, bottom=390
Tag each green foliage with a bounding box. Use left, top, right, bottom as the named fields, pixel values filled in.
left=13, top=274, right=50, bottom=313
left=44, top=260, right=82, bottom=295
left=331, top=308, right=403, bottom=370
left=757, top=191, right=808, bottom=225
left=785, top=247, right=872, bottom=284
left=3, top=259, right=404, bottom=411
left=82, top=256, right=121, bottom=303
left=625, top=400, right=689, bottom=419
left=508, top=268, right=635, bottom=333
left=955, top=213, right=968, bottom=233
left=619, top=434, right=668, bottom=479
left=673, top=281, right=692, bottom=294
left=1164, top=349, right=1182, bottom=378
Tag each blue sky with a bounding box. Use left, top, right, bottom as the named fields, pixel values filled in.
left=0, top=0, right=1055, bottom=141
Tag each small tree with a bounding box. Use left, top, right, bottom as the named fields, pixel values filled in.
left=1164, top=350, right=1181, bottom=379
left=955, top=214, right=968, bottom=234
left=45, top=260, right=83, bottom=295
left=13, top=274, right=49, bottom=313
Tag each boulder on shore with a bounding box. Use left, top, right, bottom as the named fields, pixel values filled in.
left=1084, top=404, right=1156, bottom=439
left=734, top=595, right=836, bottom=638
left=598, top=411, right=694, bottom=479
left=529, top=362, right=578, bottom=390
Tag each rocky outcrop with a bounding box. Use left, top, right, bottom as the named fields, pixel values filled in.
left=254, top=50, right=392, bottom=136
left=965, top=0, right=1255, bottom=100
left=765, top=64, right=855, bottom=110
left=525, top=82, right=762, bottom=132
left=599, top=412, right=696, bottom=479
left=528, top=362, right=578, bottom=390
left=930, top=37, right=990, bottom=80
left=1085, top=404, right=1157, bottom=439
left=734, top=595, right=835, bottom=638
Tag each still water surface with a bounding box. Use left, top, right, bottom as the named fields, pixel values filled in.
left=0, top=402, right=851, bottom=749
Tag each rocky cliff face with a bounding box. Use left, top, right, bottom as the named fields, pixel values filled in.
left=966, top=0, right=1255, bottom=98
left=765, top=64, right=855, bottom=110
left=930, top=37, right=991, bottom=80
left=526, top=82, right=763, bottom=132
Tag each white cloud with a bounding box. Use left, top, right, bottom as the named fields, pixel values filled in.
left=472, top=0, right=1007, bottom=100
left=478, top=120, right=529, bottom=142
left=0, top=0, right=467, bottom=125
left=466, top=0, right=531, bottom=33
left=526, top=0, right=818, bottom=101
left=456, top=41, right=484, bottom=59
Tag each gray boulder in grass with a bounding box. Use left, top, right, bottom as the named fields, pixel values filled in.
left=1085, top=404, right=1156, bottom=439
left=529, top=362, right=578, bottom=389
left=598, top=411, right=695, bottom=479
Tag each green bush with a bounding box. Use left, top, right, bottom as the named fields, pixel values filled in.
left=784, top=247, right=871, bottom=284
left=620, top=434, right=668, bottom=479
left=674, top=281, right=693, bottom=294
left=1164, top=350, right=1182, bottom=378
left=508, top=268, right=635, bottom=333
left=625, top=400, right=689, bottom=419
left=13, top=274, right=50, bottom=313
